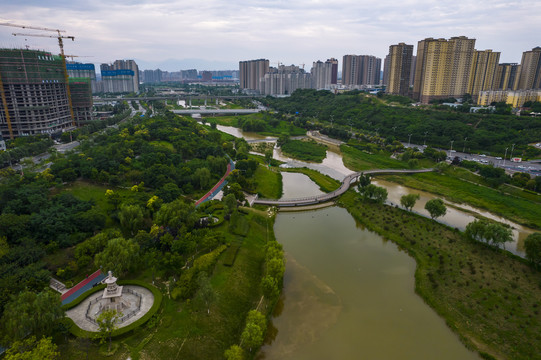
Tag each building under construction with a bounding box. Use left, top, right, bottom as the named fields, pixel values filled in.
left=0, top=48, right=75, bottom=139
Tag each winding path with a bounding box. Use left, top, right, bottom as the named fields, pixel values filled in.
left=254, top=168, right=434, bottom=207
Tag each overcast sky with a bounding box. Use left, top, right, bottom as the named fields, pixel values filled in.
left=1, top=0, right=540, bottom=71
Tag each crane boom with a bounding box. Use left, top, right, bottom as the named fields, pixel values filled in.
left=11, top=32, right=76, bottom=127
left=0, top=22, right=66, bottom=33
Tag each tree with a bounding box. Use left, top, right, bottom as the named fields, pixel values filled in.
left=241, top=322, right=264, bottom=352
left=357, top=172, right=371, bottom=188
left=196, top=272, right=215, bottom=314
left=118, top=204, right=144, bottom=237
left=524, top=233, right=541, bottom=268
left=224, top=345, right=244, bottom=360
left=96, top=309, right=120, bottom=352
left=193, top=167, right=211, bottom=190
left=465, top=219, right=513, bottom=248
left=400, top=194, right=420, bottom=211
left=358, top=184, right=387, bottom=204
left=223, top=193, right=237, bottom=215
left=94, top=237, right=139, bottom=276
left=264, top=150, right=273, bottom=165
left=424, top=198, right=446, bottom=219
left=154, top=199, right=198, bottom=232
left=1, top=290, right=64, bottom=344
left=261, top=275, right=280, bottom=302
left=4, top=336, right=59, bottom=360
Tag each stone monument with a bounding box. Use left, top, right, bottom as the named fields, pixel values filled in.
left=101, top=270, right=131, bottom=312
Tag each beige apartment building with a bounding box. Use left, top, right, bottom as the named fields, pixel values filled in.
left=239, top=59, right=269, bottom=93
left=467, top=50, right=500, bottom=102
left=516, top=47, right=541, bottom=90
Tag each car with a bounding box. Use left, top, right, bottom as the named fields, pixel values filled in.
left=450, top=150, right=456, bottom=153
left=479, top=154, right=486, bottom=157
left=496, top=157, right=502, bottom=160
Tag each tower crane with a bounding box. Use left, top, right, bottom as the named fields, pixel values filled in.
left=12, top=32, right=76, bottom=126
left=0, top=22, right=76, bottom=127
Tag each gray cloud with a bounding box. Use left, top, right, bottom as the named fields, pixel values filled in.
left=1, top=0, right=540, bottom=70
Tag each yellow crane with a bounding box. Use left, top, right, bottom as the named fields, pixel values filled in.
left=0, top=22, right=76, bottom=128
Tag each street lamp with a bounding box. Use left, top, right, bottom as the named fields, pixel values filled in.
left=510, top=143, right=515, bottom=161
left=449, top=140, right=454, bottom=157
left=463, top=137, right=468, bottom=153
left=408, top=133, right=412, bottom=147
left=503, top=147, right=508, bottom=166
left=423, top=131, right=428, bottom=146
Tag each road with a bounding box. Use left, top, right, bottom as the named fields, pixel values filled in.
left=403, top=143, right=541, bottom=177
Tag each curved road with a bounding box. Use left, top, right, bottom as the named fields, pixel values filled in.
left=254, top=168, right=434, bottom=207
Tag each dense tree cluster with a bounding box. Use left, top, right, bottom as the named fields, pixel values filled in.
left=263, top=89, right=541, bottom=157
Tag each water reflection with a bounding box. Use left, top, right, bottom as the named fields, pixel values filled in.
left=372, top=179, right=535, bottom=257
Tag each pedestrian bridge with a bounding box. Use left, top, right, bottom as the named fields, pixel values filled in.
left=254, top=168, right=434, bottom=207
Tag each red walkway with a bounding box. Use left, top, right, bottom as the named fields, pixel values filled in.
left=61, top=269, right=102, bottom=301
left=195, top=162, right=233, bottom=206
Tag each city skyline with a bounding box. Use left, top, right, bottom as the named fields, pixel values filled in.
left=1, top=0, right=541, bottom=71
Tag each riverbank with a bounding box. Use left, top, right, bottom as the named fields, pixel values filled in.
left=379, top=168, right=541, bottom=229
left=338, top=190, right=541, bottom=359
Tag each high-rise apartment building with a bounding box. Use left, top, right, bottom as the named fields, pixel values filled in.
left=239, top=59, right=269, bottom=93
left=516, top=47, right=541, bottom=90
left=385, top=43, right=413, bottom=96
left=413, top=36, right=476, bottom=103
left=494, top=63, right=520, bottom=90
left=98, top=60, right=140, bottom=93
left=311, top=58, right=338, bottom=89
left=67, top=63, right=98, bottom=93
left=259, top=65, right=311, bottom=96
left=382, top=55, right=390, bottom=86
left=142, top=69, right=163, bottom=83
left=342, top=55, right=381, bottom=86
left=409, top=55, right=417, bottom=87
left=467, top=50, right=500, bottom=101
left=0, top=49, right=74, bottom=139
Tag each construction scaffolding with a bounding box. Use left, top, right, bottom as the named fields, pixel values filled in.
left=0, top=48, right=74, bottom=139
left=69, top=77, right=93, bottom=125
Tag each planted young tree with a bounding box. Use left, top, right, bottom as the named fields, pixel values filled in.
left=224, top=345, right=244, bottom=360
left=96, top=309, right=120, bottom=352
left=240, top=310, right=266, bottom=353
left=524, top=233, right=541, bottom=268
left=400, top=194, right=420, bottom=211
left=196, top=272, right=215, bottom=314
left=465, top=219, right=513, bottom=248
left=424, top=198, right=447, bottom=219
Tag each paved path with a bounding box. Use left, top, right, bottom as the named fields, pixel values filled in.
left=61, top=270, right=106, bottom=305
left=195, top=158, right=235, bottom=207
left=66, top=285, right=154, bottom=332
left=254, top=168, right=434, bottom=207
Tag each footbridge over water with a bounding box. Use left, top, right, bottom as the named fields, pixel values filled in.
left=254, top=168, right=434, bottom=207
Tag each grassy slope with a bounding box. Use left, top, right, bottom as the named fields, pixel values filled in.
left=340, top=144, right=409, bottom=170
left=280, top=167, right=340, bottom=193
left=254, top=165, right=282, bottom=199
left=205, top=114, right=306, bottom=136
left=339, top=190, right=541, bottom=360
left=381, top=169, right=541, bottom=229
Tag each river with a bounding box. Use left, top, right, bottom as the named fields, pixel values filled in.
left=258, top=174, right=479, bottom=359
left=215, top=122, right=534, bottom=256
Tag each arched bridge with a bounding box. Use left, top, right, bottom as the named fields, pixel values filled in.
left=254, top=168, right=434, bottom=207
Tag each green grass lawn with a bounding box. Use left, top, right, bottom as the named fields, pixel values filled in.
left=281, top=140, right=327, bottom=162
left=340, top=144, right=409, bottom=171
left=254, top=165, right=282, bottom=199
left=280, top=167, right=340, bottom=193
left=339, top=190, right=541, bottom=360
left=380, top=169, right=541, bottom=229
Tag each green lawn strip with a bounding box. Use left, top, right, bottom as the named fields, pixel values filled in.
left=338, top=190, right=541, bottom=360
left=379, top=171, right=541, bottom=229
left=280, top=167, right=340, bottom=193
left=281, top=140, right=327, bottom=162
left=253, top=165, right=282, bottom=199
left=340, top=144, right=409, bottom=171
left=137, top=212, right=268, bottom=359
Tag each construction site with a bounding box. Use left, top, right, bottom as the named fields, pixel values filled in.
left=0, top=48, right=76, bottom=139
